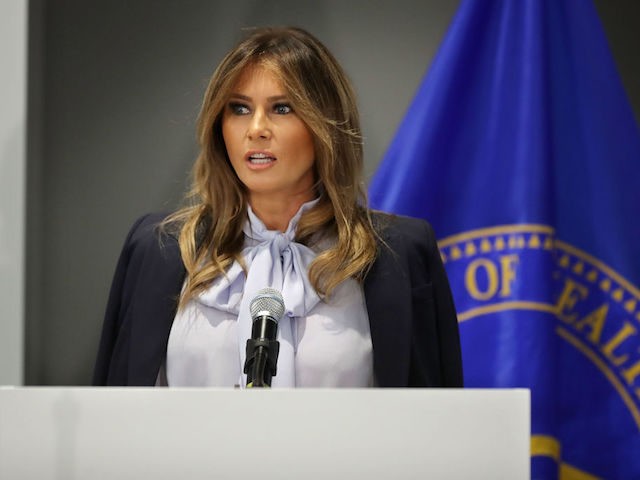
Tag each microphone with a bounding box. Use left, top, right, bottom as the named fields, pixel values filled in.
left=243, top=288, right=285, bottom=388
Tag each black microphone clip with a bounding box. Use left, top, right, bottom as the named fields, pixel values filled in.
left=244, top=337, right=280, bottom=388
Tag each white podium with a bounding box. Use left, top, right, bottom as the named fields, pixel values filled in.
left=0, top=388, right=529, bottom=479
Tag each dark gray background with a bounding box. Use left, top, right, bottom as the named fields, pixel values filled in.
left=25, top=0, right=640, bottom=385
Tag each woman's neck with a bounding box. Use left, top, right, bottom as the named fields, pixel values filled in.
left=248, top=192, right=314, bottom=232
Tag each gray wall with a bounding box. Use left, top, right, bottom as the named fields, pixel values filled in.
left=0, top=0, right=27, bottom=386
left=26, top=0, right=639, bottom=385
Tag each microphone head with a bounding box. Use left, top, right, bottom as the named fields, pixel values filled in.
left=250, top=288, right=285, bottom=322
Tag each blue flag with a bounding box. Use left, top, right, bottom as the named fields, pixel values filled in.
left=369, top=0, right=640, bottom=477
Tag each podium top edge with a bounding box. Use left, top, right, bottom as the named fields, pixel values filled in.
left=1, top=386, right=531, bottom=394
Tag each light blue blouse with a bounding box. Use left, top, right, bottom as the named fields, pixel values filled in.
left=164, top=200, right=373, bottom=387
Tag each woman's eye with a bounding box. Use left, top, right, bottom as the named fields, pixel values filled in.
left=273, top=103, right=292, bottom=115
left=229, top=103, right=250, bottom=115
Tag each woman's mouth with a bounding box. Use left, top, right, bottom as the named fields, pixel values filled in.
left=247, top=152, right=276, bottom=167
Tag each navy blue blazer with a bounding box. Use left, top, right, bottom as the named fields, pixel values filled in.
left=93, top=212, right=462, bottom=387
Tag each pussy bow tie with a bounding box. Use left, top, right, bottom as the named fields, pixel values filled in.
left=197, top=199, right=321, bottom=387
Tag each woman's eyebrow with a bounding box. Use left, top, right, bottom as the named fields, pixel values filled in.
left=227, top=94, right=288, bottom=102
left=228, top=93, right=251, bottom=101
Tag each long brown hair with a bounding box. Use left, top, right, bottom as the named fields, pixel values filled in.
left=165, top=26, right=378, bottom=308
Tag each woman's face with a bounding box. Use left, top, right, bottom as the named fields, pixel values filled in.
left=222, top=65, right=316, bottom=204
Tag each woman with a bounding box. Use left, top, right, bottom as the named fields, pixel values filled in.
left=93, top=27, right=462, bottom=388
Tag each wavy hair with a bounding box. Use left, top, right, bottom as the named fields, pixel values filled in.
left=165, top=26, right=378, bottom=308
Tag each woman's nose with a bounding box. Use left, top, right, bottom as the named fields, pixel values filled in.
left=247, top=110, right=271, bottom=140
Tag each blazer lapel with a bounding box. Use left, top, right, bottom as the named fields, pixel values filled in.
left=364, top=223, right=412, bottom=386
left=127, top=232, right=186, bottom=385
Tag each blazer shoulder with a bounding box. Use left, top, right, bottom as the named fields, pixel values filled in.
left=369, top=211, right=444, bottom=289
left=127, top=212, right=170, bottom=241
left=122, top=212, right=177, bottom=255
left=370, top=211, right=437, bottom=250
